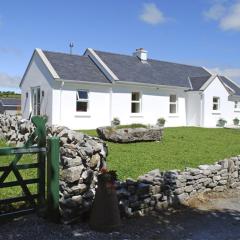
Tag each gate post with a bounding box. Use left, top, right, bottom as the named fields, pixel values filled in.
left=47, top=137, right=60, bottom=222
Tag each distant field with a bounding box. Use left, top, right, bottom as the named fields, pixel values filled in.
left=0, top=92, right=21, bottom=99
left=81, top=127, right=240, bottom=180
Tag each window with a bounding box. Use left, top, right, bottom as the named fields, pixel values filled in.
left=213, top=97, right=220, bottom=111
left=234, top=101, right=240, bottom=110
left=76, top=90, right=88, bottom=112
left=169, top=95, right=177, bottom=114
left=131, top=92, right=141, bottom=113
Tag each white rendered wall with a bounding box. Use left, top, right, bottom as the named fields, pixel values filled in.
left=186, top=92, right=201, bottom=126
left=111, top=84, right=187, bottom=127
left=51, top=82, right=111, bottom=130
left=52, top=83, right=187, bottom=130
left=20, top=52, right=54, bottom=123
left=202, top=77, right=240, bottom=127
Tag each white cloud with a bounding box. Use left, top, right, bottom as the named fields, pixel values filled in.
left=204, top=1, right=240, bottom=31
left=0, top=72, right=21, bottom=89
left=208, top=67, right=240, bottom=83
left=204, top=4, right=225, bottom=20
left=220, top=2, right=240, bottom=30
left=140, top=3, right=166, bottom=25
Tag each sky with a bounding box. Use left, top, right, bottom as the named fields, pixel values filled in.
left=0, top=0, right=240, bottom=93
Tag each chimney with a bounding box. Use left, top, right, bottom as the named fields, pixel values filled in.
left=133, top=48, right=148, bottom=61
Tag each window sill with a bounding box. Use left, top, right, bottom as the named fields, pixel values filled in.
left=130, top=114, right=143, bottom=118
left=212, top=111, right=221, bottom=115
left=75, top=113, right=91, bottom=118
left=169, top=114, right=179, bottom=118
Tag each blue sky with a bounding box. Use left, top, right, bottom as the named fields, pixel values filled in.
left=0, top=0, right=240, bottom=92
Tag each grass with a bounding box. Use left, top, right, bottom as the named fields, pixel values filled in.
left=0, top=140, right=37, bottom=204
left=2, top=126, right=240, bottom=199
left=81, top=127, right=240, bottom=180
left=115, top=123, right=148, bottom=129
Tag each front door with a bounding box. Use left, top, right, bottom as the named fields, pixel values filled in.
left=31, top=87, right=41, bottom=115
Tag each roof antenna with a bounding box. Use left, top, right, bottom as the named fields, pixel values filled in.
left=69, top=42, right=74, bottom=55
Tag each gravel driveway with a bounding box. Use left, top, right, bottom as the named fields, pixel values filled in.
left=1, top=191, right=240, bottom=240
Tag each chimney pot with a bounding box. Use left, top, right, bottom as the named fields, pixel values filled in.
left=133, top=48, right=148, bottom=61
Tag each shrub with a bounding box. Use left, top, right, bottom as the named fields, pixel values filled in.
left=217, top=118, right=227, bottom=127
left=157, top=118, right=166, bottom=127
left=111, top=117, right=120, bottom=126
left=233, top=118, right=239, bottom=126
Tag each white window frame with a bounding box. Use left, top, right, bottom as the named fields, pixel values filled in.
left=212, top=97, right=220, bottom=111
left=131, top=92, right=142, bottom=114
left=169, top=94, right=178, bottom=114
left=76, top=90, right=89, bottom=113
left=234, top=101, right=240, bottom=111
left=31, top=86, right=41, bottom=116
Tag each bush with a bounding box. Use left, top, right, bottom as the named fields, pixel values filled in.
left=111, top=117, right=120, bottom=126
left=157, top=118, right=166, bottom=127
left=217, top=118, right=227, bottom=127
left=233, top=118, right=239, bottom=126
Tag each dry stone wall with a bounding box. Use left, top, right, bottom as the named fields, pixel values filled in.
left=117, top=157, right=240, bottom=217
left=0, top=114, right=107, bottom=222
left=1, top=114, right=240, bottom=223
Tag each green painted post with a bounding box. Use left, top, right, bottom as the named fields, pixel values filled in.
left=32, top=116, right=47, bottom=208
left=47, top=137, right=60, bottom=222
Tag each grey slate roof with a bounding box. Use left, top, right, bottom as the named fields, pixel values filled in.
left=189, top=76, right=211, bottom=90
left=94, top=50, right=211, bottom=88
left=0, top=98, right=21, bottom=106
left=219, top=76, right=240, bottom=96
left=43, top=51, right=110, bottom=84
left=188, top=75, right=240, bottom=96
left=42, top=49, right=240, bottom=96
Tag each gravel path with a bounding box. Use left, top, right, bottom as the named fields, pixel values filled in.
left=2, top=192, right=240, bottom=240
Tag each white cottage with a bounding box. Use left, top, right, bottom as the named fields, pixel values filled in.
left=20, top=48, right=240, bottom=129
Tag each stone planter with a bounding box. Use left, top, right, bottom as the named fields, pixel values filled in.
left=97, top=127, right=164, bottom=143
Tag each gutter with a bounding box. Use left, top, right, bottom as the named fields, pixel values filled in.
left=115, top=81, right=189, bottom=90
left=55, top=78, right=189, bottom=90
left=54, top=78, right=112, bottom=86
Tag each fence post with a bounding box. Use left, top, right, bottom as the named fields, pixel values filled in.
left=47, top=137, right=60, bottom=222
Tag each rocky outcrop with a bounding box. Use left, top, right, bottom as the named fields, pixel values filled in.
left=97, top=126, right=163, bottom=143
left=0, top=114, right=107, bottom=223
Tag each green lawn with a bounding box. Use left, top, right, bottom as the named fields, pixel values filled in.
left=82, top=127, right=240, bottom=180
left=0, top=141, right=37, bottom=202
left=2, top=127, right=240, bottom=198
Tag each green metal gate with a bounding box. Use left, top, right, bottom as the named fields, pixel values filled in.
left=0, top=116, right=60, bottom=221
